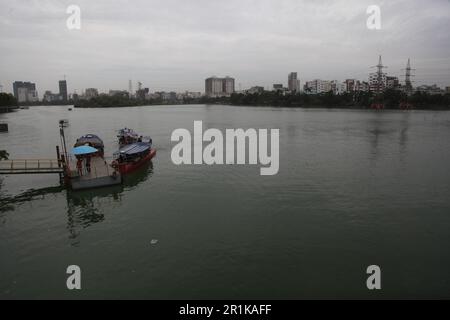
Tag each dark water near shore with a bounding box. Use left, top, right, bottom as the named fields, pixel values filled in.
left=1, top=105, right=450, bottom=299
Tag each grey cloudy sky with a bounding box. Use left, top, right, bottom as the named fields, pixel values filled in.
left=0, top=0, right=449, bottom=94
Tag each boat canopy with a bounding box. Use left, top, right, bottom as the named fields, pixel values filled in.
left=119, top=142, right=151, bottom=156
left=74, top=134, right=104, bottom=149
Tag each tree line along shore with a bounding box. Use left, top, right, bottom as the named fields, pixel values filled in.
left=1, top=91, right=449, bottom=110
left=75, top=89, right=450, bottom=110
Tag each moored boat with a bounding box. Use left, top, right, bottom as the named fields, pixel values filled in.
left=112, top=142, right=156, bottom=174
left=74, top=134, right=105, bottom=156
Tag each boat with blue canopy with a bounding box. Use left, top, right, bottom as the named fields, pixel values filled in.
left=112, top=141, right=156, bottom=174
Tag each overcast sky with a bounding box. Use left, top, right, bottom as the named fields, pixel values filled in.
left=0, top=0, right=449, bottom=94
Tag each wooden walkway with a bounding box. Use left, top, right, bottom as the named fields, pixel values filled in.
left=0, top=159, right=63, bottom=175
left=0, top=157, right=122, bottom=190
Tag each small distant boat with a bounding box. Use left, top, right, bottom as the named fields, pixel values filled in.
left=68, top=108, right=73, bottom=111
left=112, top=141, right=156, bottom=174
left=19, top=106, right=30, bottom=110
left=74, top=134, right=105, bottom=156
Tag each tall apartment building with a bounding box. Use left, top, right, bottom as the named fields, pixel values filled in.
left=288, top=72, right=301, bottom=92
left=13, top=81, right=39, bottom=103
left=59, top=80, right=68, bottom=102
left=205, top=76, right=235, bottom=97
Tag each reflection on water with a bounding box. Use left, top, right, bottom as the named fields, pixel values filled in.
left=365, top=112, right=411, bottom=161
left=0, top=162, right=154, bottom=240
left=0, top=184, right=64, bottom=213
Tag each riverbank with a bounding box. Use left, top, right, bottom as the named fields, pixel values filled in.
left=72, top=90, right=450, bottom=110
left=72, top=102, right=450, bottom=111
left=0, top=106, right=19, bottom=113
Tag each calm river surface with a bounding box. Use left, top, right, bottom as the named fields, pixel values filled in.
left=1, top=105, right=450, bottom=299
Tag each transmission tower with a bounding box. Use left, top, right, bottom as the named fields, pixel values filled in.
left=371, top=55, right=388, bottom=95
left=402, top=58, right=415, bottom=95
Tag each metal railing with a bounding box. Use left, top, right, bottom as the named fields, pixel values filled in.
left=0, top=159, right=63, bottom=173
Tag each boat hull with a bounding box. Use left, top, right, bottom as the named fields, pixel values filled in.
left=116, top=148, right=156, bottom=174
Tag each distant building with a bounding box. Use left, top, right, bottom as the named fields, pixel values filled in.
left=304, top=80, right=331, bottom=94
left=369, top=72, right=387, bottom=92
left=304, top=80, right=318, bottom=94
left=330, top=80, right=346, bottom=95
left=109, top=90, right=130, bottom=98
left=273, top=84, right=284, bottom=91
left=288, top=72, right=301, bottom=92
left=358, top=81, right=370, bottom=92
left=43, top=90, right=62, bottom=102
left=386, top=76, right=400, bottom=89
left=344, top=79, right=357, bottom=93
left=205, top=76, right=235, bottom=97
left=85, top=88, right=99, bottom=99
left=13, top=81, right=38, bottom=103
left=322, top=80, right=332, bottom=93
left=247, top=86, right=265, bottom=94
left=59, top=80, right=68, bottom=102
left=415, top=84, right=443, bottom=95
left=446, top=86, right=450, bottom=93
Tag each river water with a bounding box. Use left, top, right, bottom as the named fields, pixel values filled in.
left=1, top=105, right=450, bottom=299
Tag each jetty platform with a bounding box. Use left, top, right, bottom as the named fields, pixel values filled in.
left=66, top=157, right=122, bottom=190
left=0, top=157, right=122, bottom=191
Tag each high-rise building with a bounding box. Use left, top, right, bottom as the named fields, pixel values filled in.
left=205, top=76, right=235, bottom=97
left=59, top=80, right=68, bottom=102
left=288, top=72, right=300, bottom=92
left=13, top=81, right=38, bottom=103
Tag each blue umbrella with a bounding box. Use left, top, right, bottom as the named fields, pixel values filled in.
left=71, top=145, right=98, bottom=155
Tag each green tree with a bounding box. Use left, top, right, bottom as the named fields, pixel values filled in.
left=0, top=150, right=9, bottom=160
left=0, top=93, right=18, bottom=107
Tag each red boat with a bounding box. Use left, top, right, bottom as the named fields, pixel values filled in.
left=112, top=142, right=156, bottom=174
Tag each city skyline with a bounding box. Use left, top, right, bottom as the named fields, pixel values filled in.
left=1, top=0, right=449, bottom=93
